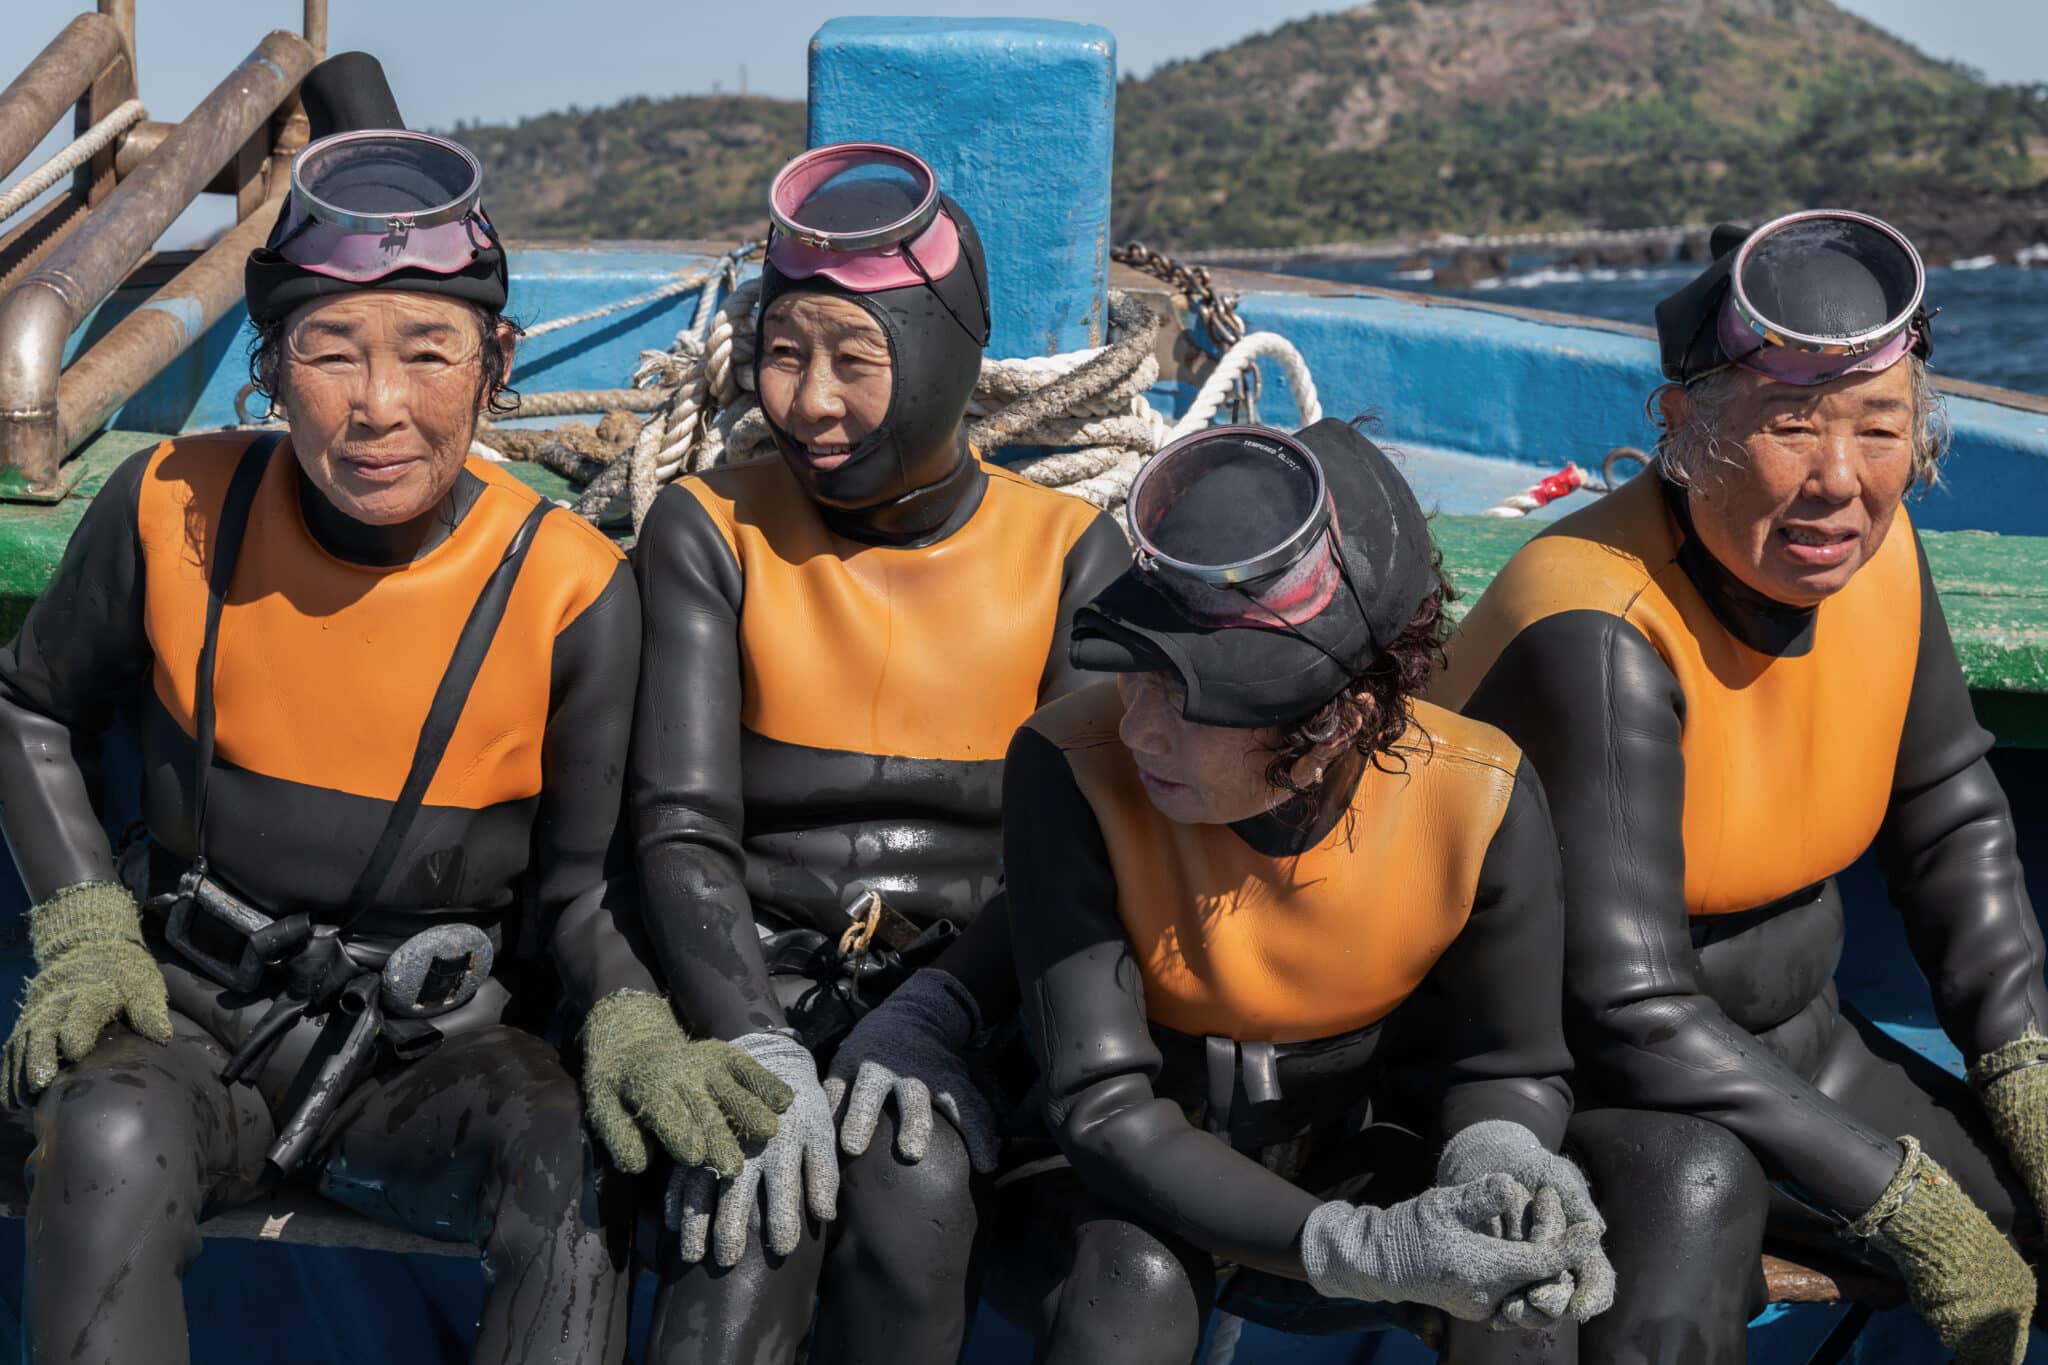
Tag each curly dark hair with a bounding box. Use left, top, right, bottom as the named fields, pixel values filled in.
left=1261, top=551, right=1456, bottom=798
left=246, top=300, right=522, bottom=420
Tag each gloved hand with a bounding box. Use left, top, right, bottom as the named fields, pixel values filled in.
left=4, top=882, right=171, bottom=1108
left=1971, top=1031, right=2048, bottom=1224
left=579, top=989, right=791, bottom=1176
left=1438, top=1119, right=1615, bottom=1327
left=823, top=968, right=1000, bottom=1173
left=668, top=1030, right=839, bottom=1265
left=1846, top=1135, right=2033, bottom=1365
left=1300, top=1173, right=1591, bottom=1323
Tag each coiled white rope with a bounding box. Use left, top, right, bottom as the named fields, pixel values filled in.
left=0, top=98, right=148, bottom=225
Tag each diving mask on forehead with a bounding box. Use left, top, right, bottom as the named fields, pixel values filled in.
left=276, top=129, right=497, bottom=282
left=766, top=142, right=974, bottom=307
left=1718, top=210, right=1928, bottom=386
left=1126, top=426, right=1345, bottom=630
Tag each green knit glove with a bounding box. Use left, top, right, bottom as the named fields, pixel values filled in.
left=579, top=988, right=793, bottom=1177
left=3, top=882, right=172, bottom=1109
left=1972, top=1030, right=2048, bottom=1224
left=1846, top=1136, right=2034, bottom=1365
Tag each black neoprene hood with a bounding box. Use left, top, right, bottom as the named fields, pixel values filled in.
left=755, top=194, right=990, bottom=511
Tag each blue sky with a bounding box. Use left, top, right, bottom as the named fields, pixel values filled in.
left=7, top=1, right=2045, bottom=245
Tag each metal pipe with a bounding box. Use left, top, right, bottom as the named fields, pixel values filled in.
left=0, top=29, right=316, bottom=490
left=57, top=182, right=285, bottom=449
left=96, top=0, right=136, bottom=69
left=304, top=0, right=329, bottom=60
left=0, top=14, right=126, bottom=185
left=113, top=120, right=172, bottom=179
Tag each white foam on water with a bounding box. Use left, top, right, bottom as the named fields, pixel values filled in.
left=1949, top=255, right=1999, bottom=272
left=2016, top=243, right=2048, bottom=267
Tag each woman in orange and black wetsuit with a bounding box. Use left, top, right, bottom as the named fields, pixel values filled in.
left=629, top=145, right=1128, bottom=1364
left=996, top=420, right=1612, bottom=1364
left=1434, top=212, right=2048, bottom=1364
left=0, top=56, right=778, bottom=1365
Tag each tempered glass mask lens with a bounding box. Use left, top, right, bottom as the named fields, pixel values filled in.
left=1128, top=428, right=1341, bottom=628
left=769, top=144, right=939, bottom=251
left=1734, top=212, right=1922, bottom=352
left=293, top=131, right=481, bottom=229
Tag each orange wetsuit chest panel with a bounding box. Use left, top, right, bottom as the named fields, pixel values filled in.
left=680, top=457, right=1102, bottom=762
left=1432, top=472, right=1920, bottom=916
left=137, top=436, right=622, bottom=809
left=1030, top=685, right=1520, bottom=1043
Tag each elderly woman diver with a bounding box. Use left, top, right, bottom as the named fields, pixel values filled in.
left=1435, top=210, right=2048, bottom=1364
left=628, top=142, right=1128, bottom=1363
left=0, top=54, right=782, bottom=1365
left=985, top=420, right=1614, bottom=1362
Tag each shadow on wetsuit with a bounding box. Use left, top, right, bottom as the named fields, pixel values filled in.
left=0, top=434, right=653, bottom=1365
left=993, top=683, right=1577, bottom=1365
left=630, top=201, right=1128, bottom=1360
left=1433, top=470, right=2048, bottom=1364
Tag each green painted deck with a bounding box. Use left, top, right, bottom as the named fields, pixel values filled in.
left=11, top=432, right=2048, bottom=742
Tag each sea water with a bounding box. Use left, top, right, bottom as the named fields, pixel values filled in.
left=1280, top=257, right=2048, bottom=399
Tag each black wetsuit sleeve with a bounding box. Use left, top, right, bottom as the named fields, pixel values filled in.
left=1425, top=757, right=1574, bottom=1148
left=1876, top=534, right=2048, bottom=1058
left=940, top=509, right=1127, bottom=1021
left=1007, top=727, right=1322, bottom=1278
left=628, top=484, right=784, bottom=1039
left=1463, top=611, right=1904, bottom=1217
left=0, top=453, right=153, bottom=901
left=542, top=558, right=663, bottom=1012
left=1038, top=512, right=1131, bottom=700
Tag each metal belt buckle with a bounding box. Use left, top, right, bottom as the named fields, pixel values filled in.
left=378, top=923, right=495, bottom=1019
left=163, top=867, right=274, bottom=993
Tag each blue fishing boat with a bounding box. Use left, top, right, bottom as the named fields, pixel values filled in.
left=1, top=4, right=2045, bottom=1361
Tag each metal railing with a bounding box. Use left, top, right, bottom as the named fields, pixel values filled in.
left=0, top=3, right=326, bottom=498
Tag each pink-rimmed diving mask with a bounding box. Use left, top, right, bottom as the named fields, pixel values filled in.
left=1714, top=209, right=1929, bottom=387
left=276, top=129, right=496, bottom=283
left=766, top=142, right=962, bottom=293
left=1126, top=426, right=1346, bottom=630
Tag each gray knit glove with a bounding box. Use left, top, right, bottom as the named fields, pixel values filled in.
left=1438, top=1120, right=1614, bottom=1326
left=668, top=1030, right=839, bottom=1265
left=5, top=883, right=172, bottom=1108
left=1301, top=1174, right=1585, bottom=1323
left=1847, top=1135, right=2033, bottom=1365
left=823, top=968, right=999, bottom=1173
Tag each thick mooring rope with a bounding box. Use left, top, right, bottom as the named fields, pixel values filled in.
left=0, top=98, right=148, bottom=225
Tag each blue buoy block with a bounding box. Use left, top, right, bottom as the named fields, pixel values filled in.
left=807, top=17, right=1117, bottom=359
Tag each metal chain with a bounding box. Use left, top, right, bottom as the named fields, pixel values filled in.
left=1112, top=240, right=1260, bottom=424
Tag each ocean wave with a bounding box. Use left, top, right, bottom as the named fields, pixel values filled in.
left=1948, top=255, right=1999, bottom=272
left=1492, top=265, right=1693, bottom=289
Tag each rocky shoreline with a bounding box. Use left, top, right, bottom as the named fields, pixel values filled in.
left=1202, top=183, right=2048, bottom=285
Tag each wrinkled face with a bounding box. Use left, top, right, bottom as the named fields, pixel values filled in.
left=1669, top=363, right=1917, bottom=607
left=1115, top=671, right=1336, bottom=826
left=757, top=292, right=894, bottom=475
left=281, top=292, right=510, bottom=526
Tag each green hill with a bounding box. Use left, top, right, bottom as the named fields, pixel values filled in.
left=460, top=0, right=2048, bottom=252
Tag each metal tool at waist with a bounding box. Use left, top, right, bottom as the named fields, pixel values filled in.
left=159, top=432, right=552, bottom=1175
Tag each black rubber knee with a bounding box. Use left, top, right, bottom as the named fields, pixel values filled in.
left=1041, top=1215, right=1210, bottom=1365
left=648, top=1216, right=829, bottom=1365
left=813, top=1109, right=980, bottom=1365
left=26, top=1029, right=237, bottom=1365
left=1570, top=1108, right=1768, bottom=1365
